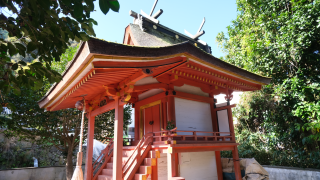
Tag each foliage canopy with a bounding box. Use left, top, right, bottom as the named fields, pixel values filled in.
left=217, top=0, right=320, bottom=168
left=0, top=0, right=119, bottom=98
left=0, top=45, right=132, bottom=179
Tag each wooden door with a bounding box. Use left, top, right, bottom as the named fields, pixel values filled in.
left=144, top=104, right=161, bottom=134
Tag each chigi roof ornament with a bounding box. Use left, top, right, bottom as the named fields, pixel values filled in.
left=184, top=18, right=207, bottom=45
left=129, top=1, right=212, bottom=54
left=129, top=0, right=163, bottom=31
left=140, top=0, right=163, bottom=24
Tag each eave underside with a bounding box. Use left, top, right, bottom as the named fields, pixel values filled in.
left=46, top=56, right=263, bottom=111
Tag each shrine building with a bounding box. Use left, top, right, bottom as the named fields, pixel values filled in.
left=39, top=7, right=270, bottom=180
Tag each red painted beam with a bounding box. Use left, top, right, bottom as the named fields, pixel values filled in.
left=133, top=83, right=169, bottom=92
left=213, top=104, right=236, bottom=112
left=91, top=100, right=115, bottom=117
left=174, top=91, right=214, bottom=103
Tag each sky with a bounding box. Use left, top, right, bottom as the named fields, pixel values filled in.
left=90, top=0, right=238, bottom=58
left=89, top=1, right=241, bottom=127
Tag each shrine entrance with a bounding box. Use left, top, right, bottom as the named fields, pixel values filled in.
left=140, top=100, right=162, bottom=137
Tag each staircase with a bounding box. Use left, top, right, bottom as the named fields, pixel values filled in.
left=94, top=130, right=187, bottom=180
left=97, top=146, right=159, bottom=180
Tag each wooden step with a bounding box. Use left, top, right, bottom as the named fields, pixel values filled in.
left=171, top=177, right=185, bottom=180
left=97, top=175, right=112, bottom=180
left=134, top=173, right=148, bottom=180
left=148, top=150, right=160, bottom=158
left=107, top=162, right=126, bottom=169
left=123, top=150, right=134, bottom=157
left=110, top=156, right=129, bottom=164
left=153, top=141, right=169, bottom=145
left=143, top=158, right=156, bottom=166
left=107, top=163, right=113, bottom=169
left=139, top=165, right=151, bottom=174
left=101, top=169, right=112, bottom=176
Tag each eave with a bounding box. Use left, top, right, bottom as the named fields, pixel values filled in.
left=38, top=38, right=271, bottom=111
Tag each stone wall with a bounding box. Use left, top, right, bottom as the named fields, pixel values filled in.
left=0, top=166, right=85, bottom=180
left=30, top=145, right=87, bottom=167
left=0, top=133, right=87, bottom=169
left=263, top=166, right=320, bottom=180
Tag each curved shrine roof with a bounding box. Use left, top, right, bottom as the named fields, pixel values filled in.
left=38, top=38, right=271, bottom=111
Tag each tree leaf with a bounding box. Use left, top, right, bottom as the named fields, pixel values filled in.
left=7, top=42, right=17, bottom=56
left=73, top=2, right=83, bottom=18
left=99, top=0, right=110, bottom=15
left=18, top=61, right=27, bottom=66
left=27, top=42, right=37, bottom=53
left=15, top=43, right=26, bottom=52
left=108, top=0, right=120, bottom=12
left=12, top=63, right=18, bottom=70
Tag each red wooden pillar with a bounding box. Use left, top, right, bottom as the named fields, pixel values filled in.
left=134, top=104, right=140, bottom=141
left=215, top=151, right=223, bottom=180
left=113, top=97, right=124, bottom=180
left=227, top=107, right=236, bottom=141
left=151, top=158, right=158, bottom=180
left=232, top=146, right=242, bottom=180
left=167, top=95, right=176, bottom=126
left=167, top=152, right=179, bottom=178
left=84, top=112, right=95, bottom=180
left=209, top=93, right=218, bottom=132
left=161, top=99, right=167, bottom=129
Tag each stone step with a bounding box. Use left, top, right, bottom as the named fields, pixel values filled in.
left=110, top=156, right=129, bottom=164
left=171, top=177, right=185, bottom=180
left=143, top=158, right=156, bottom=166
left=148, top=150, right=160, bottom=158
left=97, top=175, right=112, bottom=180
left=101, top=169, right=112, bottom=176
left=134, top=173, right=148, bottom=180
left=106, top=163, right=113, bottom=169
left=106, top=162, right=125, bottom=169
left=139, top=165, right=151, bottom=174
left=123, top=150, right=134, bottom=157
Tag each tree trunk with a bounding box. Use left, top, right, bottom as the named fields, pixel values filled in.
left=66, top=145, right=74, bottom=180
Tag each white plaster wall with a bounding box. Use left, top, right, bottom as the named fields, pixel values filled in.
left=216, top=102, right=228, bottom=108
left=135, top=76, right=164, bottom=100
left=138, top=89, right=164, bottom=100
left=217, top=109, right=230, bottom=136
left=174, top=98, right=213, bottom=135
left=179, top=151, right=218, bottom=180
left=135, top=76, right=159, bottom=86
left=174, top=84, right=208, bottom=97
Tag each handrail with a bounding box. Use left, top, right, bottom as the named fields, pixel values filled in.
left=122, top=133, right=153, bottom=179
left=152, top=129, right=234, bottom=142
left=92, top=139, right=114, bottom=180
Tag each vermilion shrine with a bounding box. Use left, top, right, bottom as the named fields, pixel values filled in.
left=39, top=5, right=270, bottom=180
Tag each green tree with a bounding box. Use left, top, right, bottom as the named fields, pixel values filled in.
left=217, top=0, right=320, bottom=168
left=0, top=46, right=132, bottom=179
left=0, top=0, right=120, bottom=98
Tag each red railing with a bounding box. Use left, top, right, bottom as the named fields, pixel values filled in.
left=152, top=128, right=235, bottom=143
left=91, top=129, right=234, bottom=180
left=92, top=138, right=114, bottom=180
left=122, top=133, right=153, bottom=180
